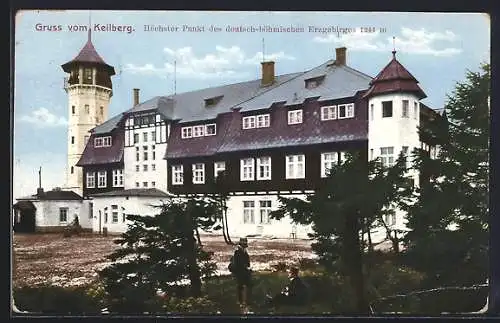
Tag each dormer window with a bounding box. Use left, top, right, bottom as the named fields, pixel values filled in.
left=256, top=114, right=270, bottom=128
left=193, top=125, right=205, bottom=137
left=205, top=124, right=216, bottom=136
left=83, top=68, right=92, bottom=84
left=321, top=105, right=337, bottom=121
left=304, top=75, right=325, bottom=89
left=338, top=104, right=355, bottom=119
left=288, top=110, right=303, bottom=125
left=94, top=136, right=112, bottom=147
left=181, top=127, right=192, bottom=139
left=243, top=116, right=256, bottom=129
left=204, top=95, right=223, bottom=107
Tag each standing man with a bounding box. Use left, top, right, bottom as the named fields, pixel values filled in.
left=230, top=237, right=252, bottom=313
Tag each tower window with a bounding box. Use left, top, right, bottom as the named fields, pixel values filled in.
left=71, top=136, right=75, bottom=144
left=100, top=106, right=104, bottom=116
left=85, top=105, right=90, bottom=114
left=402, top=100, right=409, bottom=118
left=70, top=166, right=74, bottom=174
left=83, top=68, right=92, bottom=84
left=382, top=101, right=393, bottom=118
left=72, top=106, right=75, bottom=115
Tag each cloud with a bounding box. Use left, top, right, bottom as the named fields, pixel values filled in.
left=19, top=107, right=68, bottom=127
left=313, top=27, right=462, bottom=57
left=13, top=153, right=67, bottom=201
left=124, top=46, right=295, bottom=79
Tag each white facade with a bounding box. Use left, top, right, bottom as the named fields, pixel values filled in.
left=65, top=67, right=112, bottom=196
left=90, top=195, right=165, bottom=233
left=224, top=194, right=313, bottom=239
left=123, top=113, right=169, bottom=192
left=28, top=199, right=92, bottom=231
left=367, top=92, right=422, bottom=238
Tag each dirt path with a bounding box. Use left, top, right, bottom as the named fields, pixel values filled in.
left=13, top=233, right=316, bottom=288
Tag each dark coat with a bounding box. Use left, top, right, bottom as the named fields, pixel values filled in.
left=232, top=247, right=251, bottom=281
left=282, top=276, right=308, bottom=305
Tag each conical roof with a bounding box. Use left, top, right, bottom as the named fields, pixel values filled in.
left=363, top=51, right=426, bottom=99
left=61, top=30, right=115, bottom=75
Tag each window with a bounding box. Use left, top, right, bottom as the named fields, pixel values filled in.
left=100, top=106, right=104, bottom=116
left=143, top=182, right=148, bottom=187
left=256, top=114, right=270, bottom=128
left=134, top=133, right=139, bottom=144
left=256, top=156, right=271, bottom=180
left=370, top=104, right=374, bottom=121
left=135, top=182, right=139, bottom=188
left=97, top=171, right=107, bottom=188
left=151, top=131, right=156, bottom=141
left=214, top=161, right=226, bottom=178
left=104, top=209, right=108, bottom=223
left=86, top=172, right=95, bottom=188
left=72, top=106, right=75, bottom=114
left=321, top=152, right=338, bottom=178
left=380, top=147, right=395, bottom=167
left=152, top=181, right=156, bottom=187
left=413, top=102, right=418, bottom=119
left=111, top=212, right=118, bottom=223
left=152, top=164, right=156, bottom=171
left=143, top=146, right=148, bottom=161
left=205, top=124, right=216, bottom=136
left=192, top=163, right=205, bottom=184
left=305, top=79, right=318, bottom=89
left=259, top=200, right=272, bottom=224
left=83, top=68, right=92, bottom=82
left=70, top=166, right=74, bottom=174
left=193, top=125, right=205, bottom=137
left=113, top=169, right=124, bottom=187
left=136, top=165, right=140, bottom=172
left=102, top=136, right=112, bottom=147
left=181, top=127, right=192, bottom=138
left=383, top=213, right=396, bottom=226
left=286, top=154, right=305, bottom=179
left=143, top=164, right=148, bottom=171
left=430, top=146, right=438, bottom=159
left=243, top=201, right=255, bottom=224
left=340, top=151, right=348, bottom=164
left=172, top=165, right=184, bottom=185
left=152, top=145, right=156, bottom=160
left=288, top=110, right=303, bottom=124
left=143, top=132, right=148, bottom=142
left=85, top=105, right=89, bottom=114
left=402, top=100, right=409, bottom=118
left=338, top=104, right=355, bottom=119
left=136, top=147, right=140, bottom=161
left=84, top=135, right=89, bottom=144
left=402, top=146, right=409, bottom=169
left=240, top=158, right=255, bottom=181
left=370, top=149, right=374, bottom=160
left=71, top=136, right=75, bottom=144
left=59, top=208, right=68, bottom=223
left=242, top=116, right=256, bottom=129
left=382, top=101, right=393, bottom=118
left=321, top=106, right=337, bottom=121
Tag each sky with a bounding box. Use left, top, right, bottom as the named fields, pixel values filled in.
left=13, top=10, right=490, bottom=200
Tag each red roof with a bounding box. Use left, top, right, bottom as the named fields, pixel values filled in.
left=363, top=51, right=426, bottom=99
left=61, top=33, right=115, bottom=75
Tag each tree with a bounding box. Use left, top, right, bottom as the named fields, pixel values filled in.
left=98, top=197, right=219, bottom=313
left=270, top=151, right=413, bottom=314
left=403, top=63, right=490, bottom=288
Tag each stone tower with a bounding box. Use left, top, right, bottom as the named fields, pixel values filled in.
left=61, top=29, right=115, bottom=196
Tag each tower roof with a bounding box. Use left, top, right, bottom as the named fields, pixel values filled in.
left=61, top=30, right=115, bottom=75
left=362, top=51, right=426, bottom=99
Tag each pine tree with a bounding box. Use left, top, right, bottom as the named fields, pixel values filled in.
left=403, top=63, right=490, bottom=287
left=98, top=197, right=219, bottom=313
left=270, top=150, right=413, bottom=314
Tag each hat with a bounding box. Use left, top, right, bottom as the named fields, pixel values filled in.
left=238, top=237, right=248, bottom=247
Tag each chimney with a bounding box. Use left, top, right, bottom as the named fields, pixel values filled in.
left=133, top=88, right=140, bottom=106
left=261, top=61, right=275, bottom=86
left=335, top=47, right=347, bottom=66
left=37, top=166, right=44, bottom=197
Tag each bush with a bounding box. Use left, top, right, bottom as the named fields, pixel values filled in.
left=269, top=261, right=288, bottom=272
left=14, top=285, right=102, bottom=314
left=162, top=296, right=217, bottom=314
